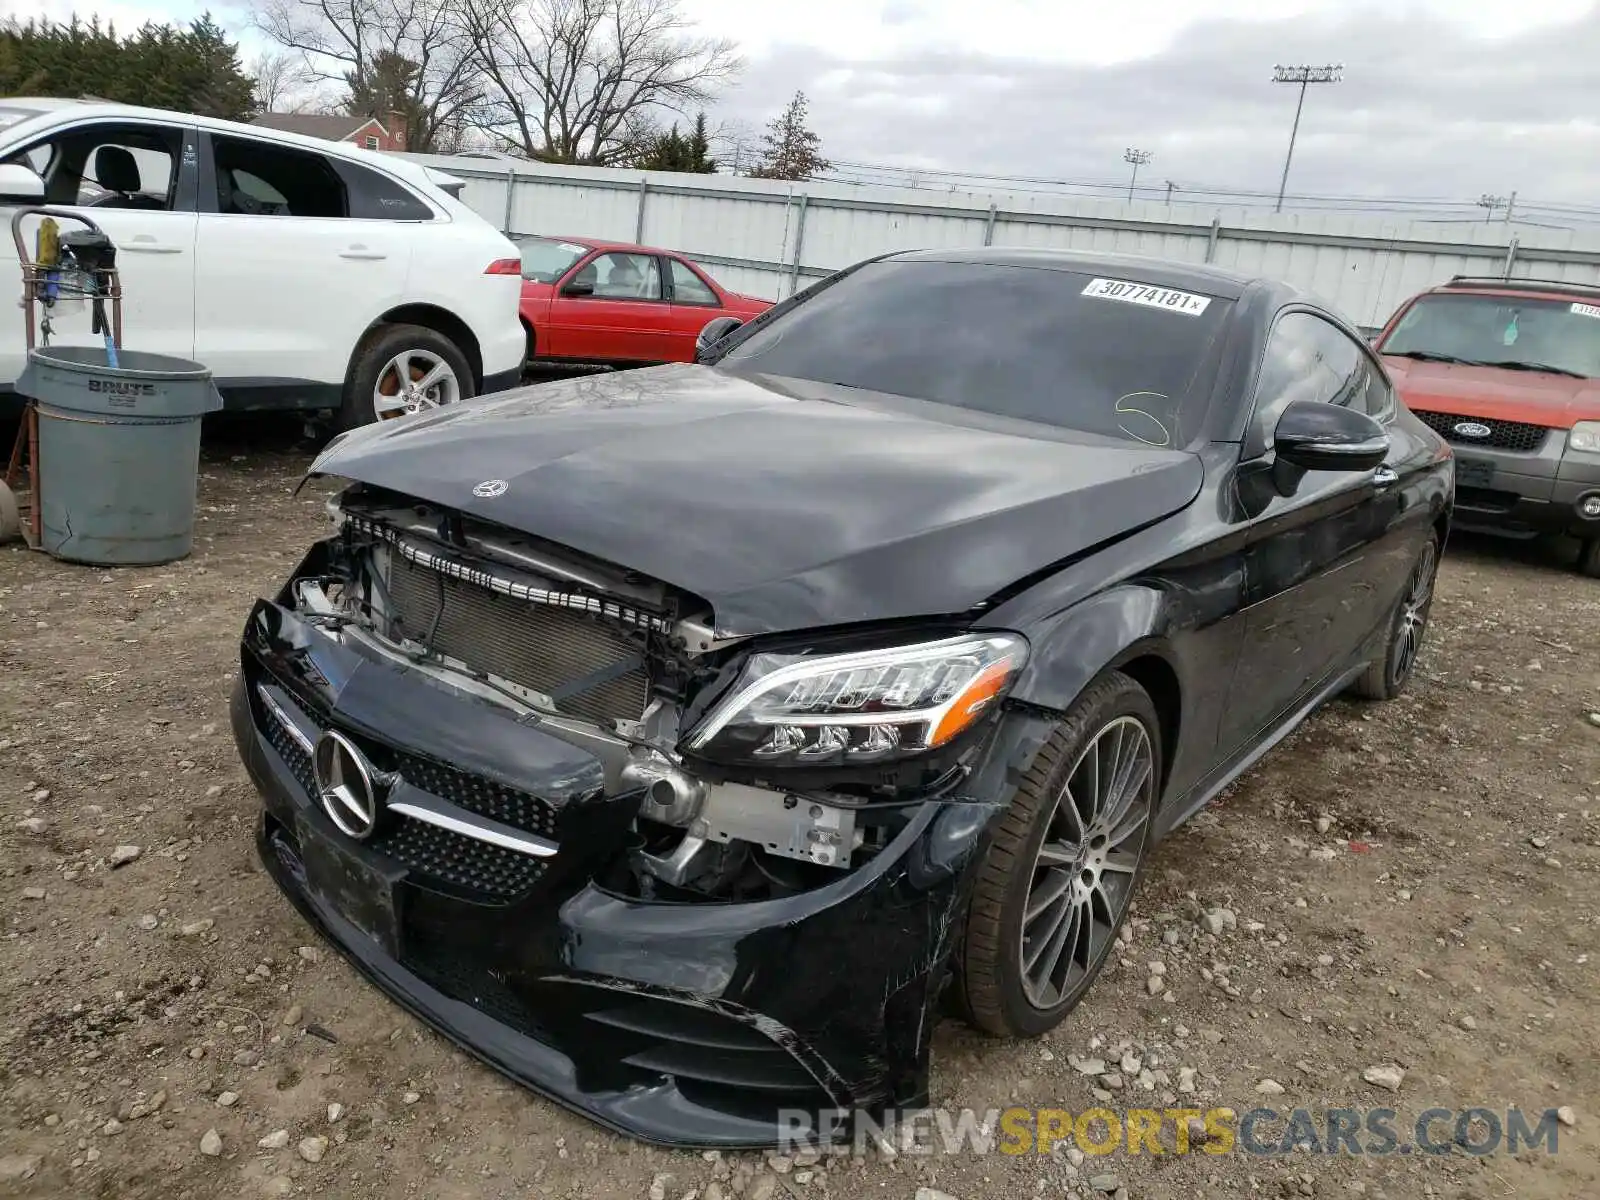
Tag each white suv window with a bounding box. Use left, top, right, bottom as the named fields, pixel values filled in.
left=211, top=135, right=345, bottom=218
left=3, top=122, right=183, bottom=210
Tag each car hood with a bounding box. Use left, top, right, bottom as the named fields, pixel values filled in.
left=1382, top=356, right=1600, bottom=429
left=308, top=365, right=1205, bottom=637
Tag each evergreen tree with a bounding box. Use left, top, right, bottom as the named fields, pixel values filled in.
left=345, top=50, right=427, bottom=149
left=686, top=113, right=715, bottom=172
left=0, top=14, right=256, bottom=120
left=749, top=91, right=829, bottom=181
left=632, top=112, right=717, bottom=172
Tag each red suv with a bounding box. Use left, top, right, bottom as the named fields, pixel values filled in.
left=1372, top=276, right=1600, bottom=576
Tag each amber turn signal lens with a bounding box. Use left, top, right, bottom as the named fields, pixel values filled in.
left=929, top=657, right=1019, bottom=747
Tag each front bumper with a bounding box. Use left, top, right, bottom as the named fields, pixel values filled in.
left=1443, top=439, right=1600, bottom=540
left=231, top=595, right=1037, bottom=1147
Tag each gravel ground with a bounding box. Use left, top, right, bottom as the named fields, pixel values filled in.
left=1, top=417, right=1597, bottom=1200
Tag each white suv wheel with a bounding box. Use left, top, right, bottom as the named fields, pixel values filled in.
left=373, top=348, right=462, bottom=420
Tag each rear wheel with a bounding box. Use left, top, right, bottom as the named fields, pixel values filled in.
left=1352, top=532, right=1439, bottom=700
left=340, top=324, right=474, bottom=430
left=958, top=672, right=1159, bottom=1038
left=1578, top=538, right=1600, bottom=579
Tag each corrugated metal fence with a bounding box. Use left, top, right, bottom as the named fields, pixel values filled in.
left=404, top=153, right=1600, bottom=329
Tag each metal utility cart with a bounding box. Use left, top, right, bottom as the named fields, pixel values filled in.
left=1, top=206, right=221, bottom=565
left=2, top=207, right=122, bottom=548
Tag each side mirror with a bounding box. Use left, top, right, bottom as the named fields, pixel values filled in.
left=0, top=162, right=45, bottom=205
left=695, top=316, right=743, bottom=362
left=1273, top=399, right=1390, bottom=473
left=561, top=279, right=595, bottom=297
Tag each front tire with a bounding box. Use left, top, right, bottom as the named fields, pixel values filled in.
left=1578, top=537, right=1600, bottom=579
left=958, top=671, right=1160, bottom=1039
left=1351, top=532, right=1440, bottom=701
left=340, top=323, right=474, bottom=430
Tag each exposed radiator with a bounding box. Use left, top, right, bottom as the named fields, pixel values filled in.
left=380, top=548, right=650, bottom=726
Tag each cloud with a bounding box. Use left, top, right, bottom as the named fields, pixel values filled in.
left=711, top=5, right=1600, bottom=211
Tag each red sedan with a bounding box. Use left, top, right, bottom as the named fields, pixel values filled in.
left=510, top=234, right=771, bottom=366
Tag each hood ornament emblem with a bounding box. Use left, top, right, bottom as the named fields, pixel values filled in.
left=1452, top=421, right=1492, bottom=439
left=472, top=478, right=509, bottom=498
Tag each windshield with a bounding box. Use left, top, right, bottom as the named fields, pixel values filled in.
left=717, top=259, right=1232, bottom=446
left=514, top=235, right=591, bottom=283
left=1378, top=292, right=1600, bottom=378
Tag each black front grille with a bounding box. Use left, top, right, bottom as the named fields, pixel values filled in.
left=370, top=817, right=546, bottom=901
left=255, top=685, right=554, bottom=903
left=1412, top=409, right=1550, bottom=452
left=394, top=753, right=560, bottom=841
left=381, top=551, right=650, bottom=727
left=264, top=715, right=315, bottom=795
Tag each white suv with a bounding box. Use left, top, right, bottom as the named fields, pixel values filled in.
left=0, top=99, right=525, bottom=428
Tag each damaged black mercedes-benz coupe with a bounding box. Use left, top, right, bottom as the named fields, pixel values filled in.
left=231, top=248, right=1453, bottom=1147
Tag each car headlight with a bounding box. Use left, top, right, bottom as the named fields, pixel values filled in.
left=1569, top=421, right=1600, bottom=454
left=685, top=633, right=1028, bottom=767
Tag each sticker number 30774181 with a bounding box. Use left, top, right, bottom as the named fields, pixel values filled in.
left=1082, top=277, right=1213, bottom=316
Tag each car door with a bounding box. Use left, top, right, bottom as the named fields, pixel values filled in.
left=1217, top=310, right=1419, bottom=752
left=542, top=250, right=671, bottom=362
left=0, top=118, right=199, bottom=387
left=663, top=256, right=733, bottom=361
left=191, top=133, right=414, bottom=404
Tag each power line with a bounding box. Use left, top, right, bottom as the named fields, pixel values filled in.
left=819, top=158, right=1526, bottom=209
left=813, top=157, right=1600, bottom=224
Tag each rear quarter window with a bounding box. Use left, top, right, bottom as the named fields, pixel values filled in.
left=334, top=160, right=435, bottom=220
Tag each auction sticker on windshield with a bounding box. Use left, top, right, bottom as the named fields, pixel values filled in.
left=1082, top=278, right=1212, bottom=316
left=1571, top=302, right=1600, bottom=320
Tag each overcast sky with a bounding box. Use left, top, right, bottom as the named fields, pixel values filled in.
left=10, top=0, right=1600, bottom=212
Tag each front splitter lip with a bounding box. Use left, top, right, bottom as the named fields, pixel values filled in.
left=254, top=816, right=838, bottom=1150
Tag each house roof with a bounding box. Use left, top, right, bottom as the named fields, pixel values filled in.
left=251, top=112, right=385, bottom=142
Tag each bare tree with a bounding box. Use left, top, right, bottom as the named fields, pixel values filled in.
left=251, top=49, right=309, bottom=111
left=708, top=114, right=759, bottom=175
left=460, top=0, right=742, bottom=165
left=252, top=0, right=482, bottom=152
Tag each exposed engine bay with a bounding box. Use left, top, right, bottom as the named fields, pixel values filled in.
left=284, top=484, right=960, bottom=903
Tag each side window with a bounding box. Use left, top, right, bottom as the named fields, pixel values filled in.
left=332, top=160, right=434, bottom=221
left=582, top=252, right=664, bottom=300
left=1360, top=361, right=1397, bottom=421
left=7, top=123, right=183, bottom=210
left=669, top=258, right=719, bottom=305
left=211, top=136, right=346, bottom=218
left=1254, top=312, right=1368, bottom=425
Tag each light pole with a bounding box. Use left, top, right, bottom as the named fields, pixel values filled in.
left=1477, top=194, right=1507, bottom=223
left=1271, top=64, right=1343, bottom=213
left=1124, top=148, right=1152, bottom=202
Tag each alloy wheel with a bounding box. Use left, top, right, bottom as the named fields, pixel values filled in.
left=1019, top=715, right=1155, bottom=1010
left=1391, top=539, right=1438, bottom=687
left=373, top=349, right=461, bottom=420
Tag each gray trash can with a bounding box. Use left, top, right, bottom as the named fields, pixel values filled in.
left=16, top=346, right=223, bottom=566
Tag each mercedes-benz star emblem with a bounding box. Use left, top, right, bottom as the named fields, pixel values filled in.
left=312, top=730, right=384, bottom=840
left=1453, top=421, right=1492, bottom=439
left=472, top=478, right=509, bottom=498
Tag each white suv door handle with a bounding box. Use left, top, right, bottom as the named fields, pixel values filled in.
left=124, top=236, right=182, bottom=254
left=1373, top=465, right=1399, bottom=488
left=339, top=247, right=387, bottom=261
